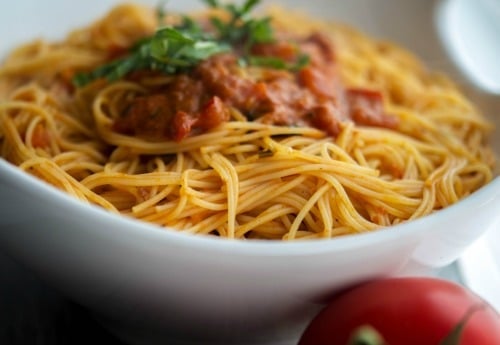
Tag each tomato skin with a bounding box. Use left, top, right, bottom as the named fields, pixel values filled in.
left=298, top=277, right=500, bottom=345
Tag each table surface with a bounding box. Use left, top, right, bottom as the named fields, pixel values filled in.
left=0, top=251, right=125, bottom=345
left=0, top=250, right=463, bottom=345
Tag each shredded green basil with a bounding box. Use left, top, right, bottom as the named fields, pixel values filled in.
left=73, top=0, right=309, bottom=87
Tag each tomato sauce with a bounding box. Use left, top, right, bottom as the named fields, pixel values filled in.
left=113, top=32, right=398, bottom=141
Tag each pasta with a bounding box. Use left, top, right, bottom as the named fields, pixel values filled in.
left=0, top=3, right=495, bottom=240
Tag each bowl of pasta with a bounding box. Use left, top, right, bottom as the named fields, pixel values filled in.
left=0, top=0, right=499, bottom=344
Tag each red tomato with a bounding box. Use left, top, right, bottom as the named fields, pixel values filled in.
left=298, top=277, right=500, bottom=345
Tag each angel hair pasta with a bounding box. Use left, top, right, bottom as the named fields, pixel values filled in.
left=0, top=1, right=495, bottom=240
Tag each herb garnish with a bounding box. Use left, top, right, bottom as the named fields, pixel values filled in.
left=73, top=0, right=309, bottom=87
left=204, top=0, right=274, bottom=47
left=73, top=23, right=229, bottom=87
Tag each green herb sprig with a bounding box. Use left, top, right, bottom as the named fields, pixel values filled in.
left=203, top=0, right=309, bottom=70
left=73, top=0, right=309, bottom=87
left=204, top=0, right=273, bottom=46
left=73, top=24, right=229, bottom=87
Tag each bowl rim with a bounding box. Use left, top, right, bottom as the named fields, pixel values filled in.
left=1, top=158, right=499, bottom=257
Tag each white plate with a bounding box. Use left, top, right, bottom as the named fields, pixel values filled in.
left=459, top=234, right=500, bottom=312
left=438, top=0, right=500, bottom=312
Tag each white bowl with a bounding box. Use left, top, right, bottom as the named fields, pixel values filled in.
left=1, top=1, right=499, bottom=344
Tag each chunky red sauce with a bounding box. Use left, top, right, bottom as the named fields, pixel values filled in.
left=113, top=32, right=398, bottom=141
